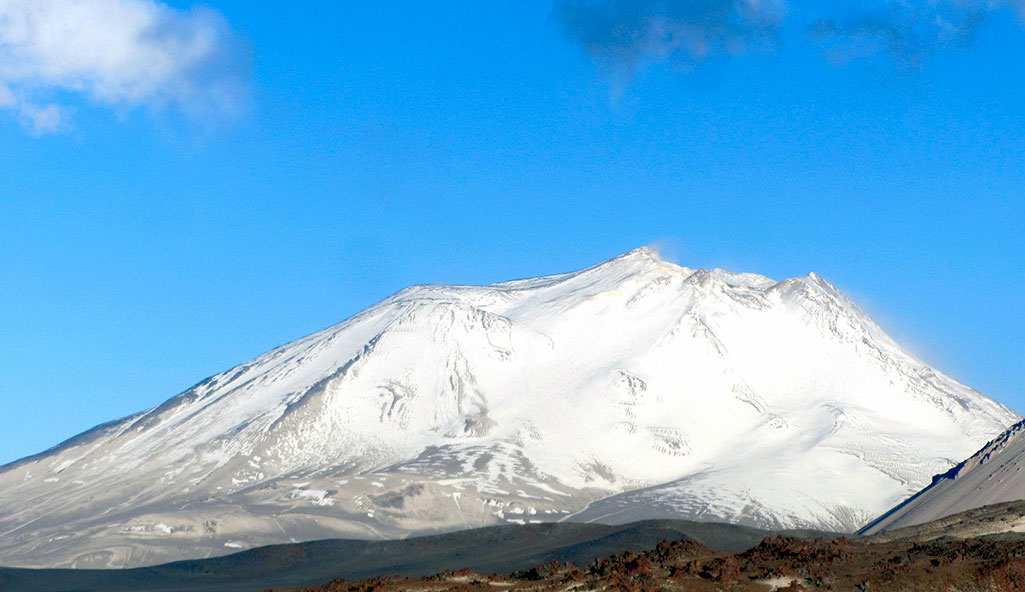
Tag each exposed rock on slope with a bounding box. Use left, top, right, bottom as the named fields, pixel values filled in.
left=863, top=500, right=1025, bottom=543
left=0, top=247, right=1015, bottom=568
left=861, top=420, right=1025, bottom=535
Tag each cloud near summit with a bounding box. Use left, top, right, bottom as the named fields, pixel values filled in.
left=555, top=0, right=1025, bottom=80
left=0, top=0, right=249, bottom=134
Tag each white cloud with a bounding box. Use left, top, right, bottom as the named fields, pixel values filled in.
left=20, top=102, right=67, bottom=135
left=0, top=83, right=14, bottom=107
left=0, top=0, right=248, bottom=134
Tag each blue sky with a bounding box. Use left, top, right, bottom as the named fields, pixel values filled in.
left=1, top=0, right=1023, bottom=465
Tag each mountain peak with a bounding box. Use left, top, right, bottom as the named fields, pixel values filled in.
left=0, top=250, right=1015, bottom=568
left=624, top=245, right=662, bottom=260
left=594, top=246, right=670, bottom=270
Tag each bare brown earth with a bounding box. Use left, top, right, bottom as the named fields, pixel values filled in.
left=288, top=535, right=1025, bottom=592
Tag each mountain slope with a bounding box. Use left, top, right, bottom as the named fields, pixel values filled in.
left=860, top=419, right=1025, bottom=535
left=862, top=500, right=1025, bottom=543
left=0, top=519, right=827, bottom=592
left=0, top=247, right=1015, bottom=568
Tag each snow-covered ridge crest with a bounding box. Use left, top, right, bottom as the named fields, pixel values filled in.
left=0, top=247, right=1016, bottom=568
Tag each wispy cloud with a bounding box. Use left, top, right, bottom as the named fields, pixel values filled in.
left=554, top=0, right=786, bottom=85
left=556, top=0, right=1025, bottom=82
left=807, top=1, right=1022, bottom=71
left=0, top=0, right=249, bottom=135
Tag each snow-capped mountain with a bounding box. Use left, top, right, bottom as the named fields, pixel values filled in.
left=0, top=247, right=1015, bottom=568
left=860, top=418, right=1025, bottom=535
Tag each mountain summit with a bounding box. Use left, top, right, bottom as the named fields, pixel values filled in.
left=0, top=248, right=1015, bottom=568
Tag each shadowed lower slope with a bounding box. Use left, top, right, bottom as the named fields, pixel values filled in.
left=0, top=519, right=834, bottom=592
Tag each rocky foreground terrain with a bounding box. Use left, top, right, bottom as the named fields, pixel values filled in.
left=289, top=535, right=1025, bottom=592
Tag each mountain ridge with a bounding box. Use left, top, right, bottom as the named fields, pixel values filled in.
left=0, top=247, right=1015, bottom=568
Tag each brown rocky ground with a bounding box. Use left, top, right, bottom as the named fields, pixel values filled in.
left=286, top=535, right=1025, bottom=592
